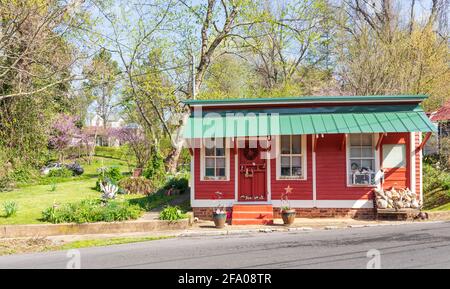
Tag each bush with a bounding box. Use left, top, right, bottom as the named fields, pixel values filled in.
left=159, top=206, right=186, bottom=221
left=164, top=172, right=189, bottom=193
left=47, top=167, right=73, bottom=178
left=3, top=201, right=18, bottom=218
left=95, top=166, right=123, bottom=191
left=143, top=152, right=166, bottom=189
left=118, top=177, right=155, bottom=195
left=41, top=199, right=142, bottom=224
left=423, top=163, right=450, bottom=193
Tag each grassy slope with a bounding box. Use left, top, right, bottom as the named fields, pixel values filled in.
left=0, top=157, right=138, bottom=225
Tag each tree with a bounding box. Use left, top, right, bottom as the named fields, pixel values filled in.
left=83, top=49, right=121, bottom=129
left=334, top=0, right=450, bottom=110
left=49, top=114, right=80, bottom=163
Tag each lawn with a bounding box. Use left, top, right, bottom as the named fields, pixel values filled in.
left=0, top=156, right=165, bottom=225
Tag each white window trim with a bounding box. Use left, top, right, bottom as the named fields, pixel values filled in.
left=200, top=138, right=231, bottom=181
left=276, top=135, right=307, bottom=181
left=346, top=133, right=380, bottom=187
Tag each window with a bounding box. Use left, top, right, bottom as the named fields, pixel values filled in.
left=279, top=135, right=304, bottom=179
left=348, top=134, right=376, bottom=186
left=202, top=138, right=227, bottom=180
left=382, top=144, right=406, bottom=168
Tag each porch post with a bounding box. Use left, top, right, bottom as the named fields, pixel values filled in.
left=312, top=134, right=317, bottom=207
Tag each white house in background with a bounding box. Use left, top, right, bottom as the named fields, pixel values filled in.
left=85, top=114, right=126, bottom=147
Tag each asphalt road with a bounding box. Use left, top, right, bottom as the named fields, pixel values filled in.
left=1, top=221, right=450, bottom=269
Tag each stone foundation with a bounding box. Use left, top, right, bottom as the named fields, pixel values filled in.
left=273, top=208, right=375, bottom=219
left=193, top=207, right=375, bottom=221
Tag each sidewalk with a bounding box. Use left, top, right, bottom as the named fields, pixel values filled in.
left=46, top=217, right=437, bottom=243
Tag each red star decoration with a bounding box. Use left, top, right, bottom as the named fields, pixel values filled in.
left=284, top=185, right=293, bottom=194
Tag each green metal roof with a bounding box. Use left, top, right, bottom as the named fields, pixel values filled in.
left=184, top=104, right=436, bottom=138
left=183, top=95, right=428, bottom=106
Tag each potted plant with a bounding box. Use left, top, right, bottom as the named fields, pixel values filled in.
left=281, top=186, right=296, bottom=225
left=213, top=191, right=227, bottom=228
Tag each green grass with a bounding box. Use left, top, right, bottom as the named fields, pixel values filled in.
left=431, top=202, right=450, bottom=211
left=57, top=236, right=173, bottom=250
left=0, top=157, right=140, bottom=225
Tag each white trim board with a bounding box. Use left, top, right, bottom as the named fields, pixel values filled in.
left=191, top=199, right=374, bottom=209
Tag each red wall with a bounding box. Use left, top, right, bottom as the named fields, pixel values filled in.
left=193, top=148, right=235, bottom=199
left=315, top=134, right=373, bottom=200
left=193, top=132, right=417, bottom=202
left=270, top=135, right=313, bottom=200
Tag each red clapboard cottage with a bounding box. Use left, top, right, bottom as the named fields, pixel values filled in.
left=183, top=95, right=436, bottom=224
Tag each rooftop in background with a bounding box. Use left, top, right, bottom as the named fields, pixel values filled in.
left=183, top=95, right=428, bottom=106
left=429, top=101, right=450, bottom=122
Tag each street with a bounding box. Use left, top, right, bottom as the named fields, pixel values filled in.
left=1, top=222, right=450, bottom=269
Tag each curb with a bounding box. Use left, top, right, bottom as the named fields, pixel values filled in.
left=0, top=219, right=191, bottom=238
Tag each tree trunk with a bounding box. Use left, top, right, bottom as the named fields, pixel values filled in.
left=165, top=143, right=184, bottom=174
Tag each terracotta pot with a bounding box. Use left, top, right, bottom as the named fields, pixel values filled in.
left=281, top=209, right=296, bottom=226
left=213, top=212, right=227, bottom=228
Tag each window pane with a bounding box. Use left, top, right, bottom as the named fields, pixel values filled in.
left=350, top=148, right=361, bottom=158
left=281, top=167, right=291, bottom=176
left=349, top=159, right=361, bottom=171
left=216, top=147, right=225, bottom=156
left=216, top=168, right=225, bottom=177
left=350, top=134, right=361, bottom=146
left=292, top=156, right=301, bottom=167
left=361, top=147, right=374, bottom=158
left=205, top=157, right=215, bottom=168
left=205, top=168, right=214, bottom=177
left=292, top=136, right=301, bottom=154
left=361, top=159, right=374, bottom=171
left=292, top=167, right=302, bottom=176
left=382, top=144, right=406, bottom=168
left=281, top=136, right=291, bottom=154
left=205, top=147, right=214, bottom=156
left=216, top=157, right=225, bottom=168
left=281, top=156, right=290, bottom=167
left=361, top=134, right=372, bottom=146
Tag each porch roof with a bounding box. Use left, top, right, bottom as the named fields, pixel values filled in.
left=183, top=104, right=436, bottom=138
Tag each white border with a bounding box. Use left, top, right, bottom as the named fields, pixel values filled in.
left=410, top=132, right=416, bottom=193
left=200, top=138, right=231, bottom=181
left=419, top=132, right=423, bottom=202
left=190, top=148, right=195, bottom=204
left=275, top=134, right=308, bottom=180
left=345, top=133, right=380, bottom=188
left=312, top=135, right=317, bottom=207
left=191, top=199, right=373, bottom=208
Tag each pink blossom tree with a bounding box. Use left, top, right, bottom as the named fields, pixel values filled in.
left=49, top=114, right=80, bottom=162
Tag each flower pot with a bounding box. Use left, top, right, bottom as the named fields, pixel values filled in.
left=213, top=212, right=227, bottom=228
left=281, top=209, right=296, bottom=226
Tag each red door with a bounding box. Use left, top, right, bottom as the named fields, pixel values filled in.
left=238, top=141, right=267, bottom=201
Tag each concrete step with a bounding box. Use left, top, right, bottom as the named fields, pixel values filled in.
left=231, top=219, right=274, bottom=225
left=232, top=205, right=273, bottom=212
left=232, top=212, right=273, bottom=219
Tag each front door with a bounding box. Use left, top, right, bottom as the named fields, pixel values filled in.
left=238, top=141, right=267, bottom=201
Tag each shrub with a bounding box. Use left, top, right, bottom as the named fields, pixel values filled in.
left=3, top=201, right=18, bottom=218
left=118, top=177, right=155, bottom=195
left=159, top=206, right=186, bottom=221
left=423, top=163, right=450, bottom=193
left=143, top=152, right=166, bottom=189
left=41, top=199, right=142, bottom=224
left=95, top=166, right=123, bottom=191
left=164, top=172, right=189, bottom=193
left=48, top=167, right=73, bottom=178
